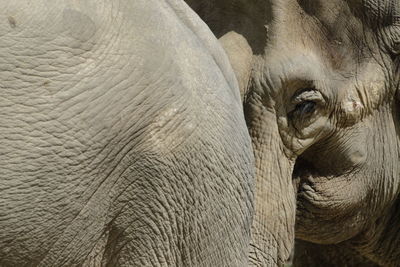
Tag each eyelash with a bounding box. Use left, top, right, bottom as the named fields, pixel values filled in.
left=294, top=100, right=317, bottom=115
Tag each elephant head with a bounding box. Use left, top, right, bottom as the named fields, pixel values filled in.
left=0, top=0, right=255, bottom=266
left=188, top=0, right=400, bottom=265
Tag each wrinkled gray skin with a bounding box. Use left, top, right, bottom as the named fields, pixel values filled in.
left=187, top=0, right=400, bottom=266
left=293, top=240, right=380, bottom=267
left=0, top=0, right=255, bottom=266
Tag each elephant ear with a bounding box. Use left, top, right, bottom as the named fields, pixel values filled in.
left=383, top=0, right=400, bottom=61
left=354, top=0, right=400, bottom=97
left=348, top=0, right=399, bottom=56
left=384, top=1, right=400, bottom=99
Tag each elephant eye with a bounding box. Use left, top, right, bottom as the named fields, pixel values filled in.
left=286, top=87, right=328, bottom=138
left=288, top=88, right=325, bottom=120
left=294, top=100, right=317, bottom=115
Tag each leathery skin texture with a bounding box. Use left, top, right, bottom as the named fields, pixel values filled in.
left=187, top=0, right=400, bottom=265
left=0, top=0, right=254, bottom=266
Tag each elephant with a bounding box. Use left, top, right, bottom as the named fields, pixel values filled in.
left=293, top=240, right=380, bottom=267
left=0, top=0, right=256, bottom=266
left=187, top=0, right=400, bottom=265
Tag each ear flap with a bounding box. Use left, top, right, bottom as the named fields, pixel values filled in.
left=388, top=0, right=400, bottom=58
left=393, top=24, right=400, bottom=101
left=357, top=0, right=400, bottom=101
left=347, top=0, right=399, bottom=48
left=389, top=1, right=400, bottom=99
left=390, top=22, right=400, bottom=102
left=362, top=0, right=400, bottom=100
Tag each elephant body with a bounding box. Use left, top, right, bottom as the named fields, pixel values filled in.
left=188, top=0, right=400, bottom=265
left=0, top=1, right=254, bottom=266
left=3, top=0, right=400, bottom=265
left=293, top=240, right=380, bottom=267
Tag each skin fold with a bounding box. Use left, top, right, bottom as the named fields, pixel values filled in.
left=3, top=0, right=399, bottom=265
left=293, top=240, right=380, bottom=267
left=0, top=0, right=255, bottom=266
left=187, top=0, right=400, bottom=266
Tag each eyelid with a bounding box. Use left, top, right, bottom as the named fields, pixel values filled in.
left=292, top=89, right=325, bottom=105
